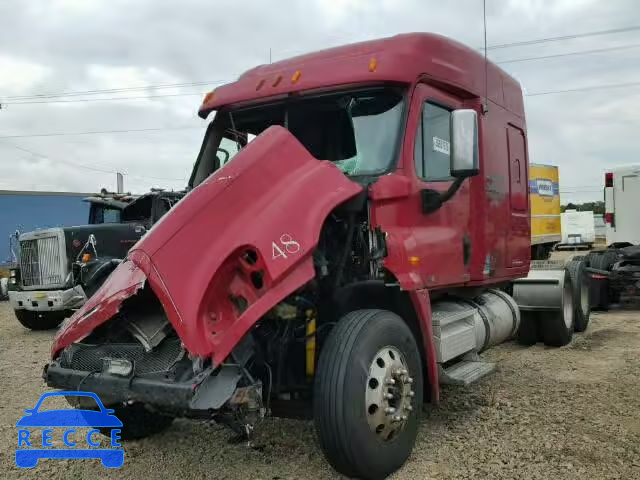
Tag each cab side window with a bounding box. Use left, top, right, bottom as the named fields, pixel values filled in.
left=102, top=208, right=121, bottom=224
left=218, top=136, right=242, bottom=167
left=414, top=102, right=452, bottom=181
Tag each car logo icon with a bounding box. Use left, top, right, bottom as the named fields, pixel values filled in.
left=15, top=391, right=124, bottom=468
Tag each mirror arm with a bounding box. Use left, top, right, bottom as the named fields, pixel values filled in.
left=421, top=177, right=466, bottom=214
left=439, top=177, right=465, bottom=204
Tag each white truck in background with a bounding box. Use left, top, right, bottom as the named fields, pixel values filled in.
left=604, top=165, right=640, bottom=246
left=560, top=210, right=595, bottom=249
left=586, top=165, right=640, bottom=309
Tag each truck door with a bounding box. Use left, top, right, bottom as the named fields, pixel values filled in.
left=506, top=125, right=529, bottom=267
left=406, top=83, right=470, bottom=287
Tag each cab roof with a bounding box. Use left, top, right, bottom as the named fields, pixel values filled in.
left=83, top=196, right=134, bottom=210
left=199, top=32, right=524, bottom=118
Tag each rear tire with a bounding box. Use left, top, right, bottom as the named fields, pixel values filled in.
left=14, top=309, right=69, bottom=330
left=314, top=309, right=423, bottom=480
left=589, top=251, right=618, bottom=310
left=100, top=404, right=174, bottom=440
left=591, top=250, right=619, bottom=271
left=566, top=259, right=590, bottom=332
left=516, top=313, right=539, bottom=345
left=540, top=271, right=575, bottom=347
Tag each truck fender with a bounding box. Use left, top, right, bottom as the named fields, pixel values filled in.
left=82, top=259, right=122, bottom=297
left=408, top=289, right=440, bottom=404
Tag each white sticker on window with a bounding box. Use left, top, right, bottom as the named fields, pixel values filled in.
left=432, top=136, right=450, bottom=156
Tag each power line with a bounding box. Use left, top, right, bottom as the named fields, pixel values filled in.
left=12, top=79, right=640, bottom=107
left=497, top=43, right=640, bottom=64
left=3, top=142, right=116, bottom=174
left=2, top=26, right=640, bottom=105
left=1, top=80, right=227, bottom=101
left=0, top=141, right=185, bottom=181
left=3, top=91, right=207, bottom=106
left=526, top=80, right=640, bottom=96
left=484, top=25, right=640, bottom=50
left=3, top=80, right=639, bottom=138
left=0, top=126, right=200, bottom=139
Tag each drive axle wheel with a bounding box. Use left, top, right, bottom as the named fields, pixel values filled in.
left=566, top=259, right=590, bottom=332
left=314, top=309, right=423, bottom=480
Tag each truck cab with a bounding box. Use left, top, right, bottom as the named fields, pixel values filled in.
left=44, top=34, right=582, bottom=480
left=8, top=191, right=184, bottom=330
left=86, top=195, right=133, bottom=225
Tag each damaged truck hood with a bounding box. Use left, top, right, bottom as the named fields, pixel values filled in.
left=53, top=126, right=363, bottom=365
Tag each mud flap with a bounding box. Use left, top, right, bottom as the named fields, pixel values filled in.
left=190, top=365, right=242, bottom=410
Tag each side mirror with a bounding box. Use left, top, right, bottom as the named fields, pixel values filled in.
left=450, top=109, right=479, bottom=178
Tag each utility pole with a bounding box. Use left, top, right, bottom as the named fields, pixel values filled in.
left=116, top=172, right=124, bottom=194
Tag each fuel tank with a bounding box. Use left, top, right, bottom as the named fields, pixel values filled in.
left=52, top=126, right=363, bottom=366
left=431, top=289, right=520, bottom=363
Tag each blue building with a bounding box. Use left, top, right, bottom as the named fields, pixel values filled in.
left=0, top=190, right=91, bottom=265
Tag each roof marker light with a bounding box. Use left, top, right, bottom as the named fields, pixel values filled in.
left=272, top=75, right=282, bottom=87
left=202, top=90, right=215, bottom=105
left=291, top=70, right=302, bottom=84
left=368, top=57, right=378, bottom=72
left=256, top=79, right=265, bottom=91
left=605, top=172, right=613, bottom=188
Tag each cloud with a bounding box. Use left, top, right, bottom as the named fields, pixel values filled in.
left=0, top=55, right=51, bottom=94
left=0, top=0, right=639, bottom=204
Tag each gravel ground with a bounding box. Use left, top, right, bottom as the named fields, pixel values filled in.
left=1, top=301, right=639, bottom=479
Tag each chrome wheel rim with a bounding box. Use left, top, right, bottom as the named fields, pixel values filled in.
left=365, top=346, right=414, bottom=441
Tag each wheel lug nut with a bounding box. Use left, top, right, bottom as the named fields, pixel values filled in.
left=392, top=415, right=401, bottom=422
left=384, top=393, right=394, bottom=400
left=384, top=407, right=396, bottom=414
left=399, top=368, right=408, bottom=375
left=401, top=415, right=408, bottom=421
left=404, top=377, right=414, bottom=384
left=408, top=390, right=415, bottom=397
left=386, top=378, right=396, bottom=385
left=405, top=405, right=413, bottom=411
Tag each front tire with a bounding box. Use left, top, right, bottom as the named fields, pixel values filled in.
left=314, top=309, right=423, bottom=480
left=14, top=309, right=69, bottom=330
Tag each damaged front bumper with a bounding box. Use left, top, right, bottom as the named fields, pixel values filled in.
left=45, top=340, right=260, bottom=418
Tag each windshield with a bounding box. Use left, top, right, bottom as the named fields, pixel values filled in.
left=190, top=87, right=405, bottom=186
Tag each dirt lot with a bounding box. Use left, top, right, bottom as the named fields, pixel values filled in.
left=1, top=302, right=639, bottom=479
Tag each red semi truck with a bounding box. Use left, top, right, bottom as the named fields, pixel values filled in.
left=44, top=33, right=586, bottom=479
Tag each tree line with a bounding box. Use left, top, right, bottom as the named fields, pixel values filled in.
left=560, top=201, right=605, bottom=214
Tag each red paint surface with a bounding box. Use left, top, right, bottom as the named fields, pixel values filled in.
left=199, top=33, right=523, bottom=120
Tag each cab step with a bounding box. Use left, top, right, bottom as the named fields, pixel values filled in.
left=438, top=360, right=495, bottom=386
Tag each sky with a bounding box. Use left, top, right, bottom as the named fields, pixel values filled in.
left=0, top=0, right=639, bottom=203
